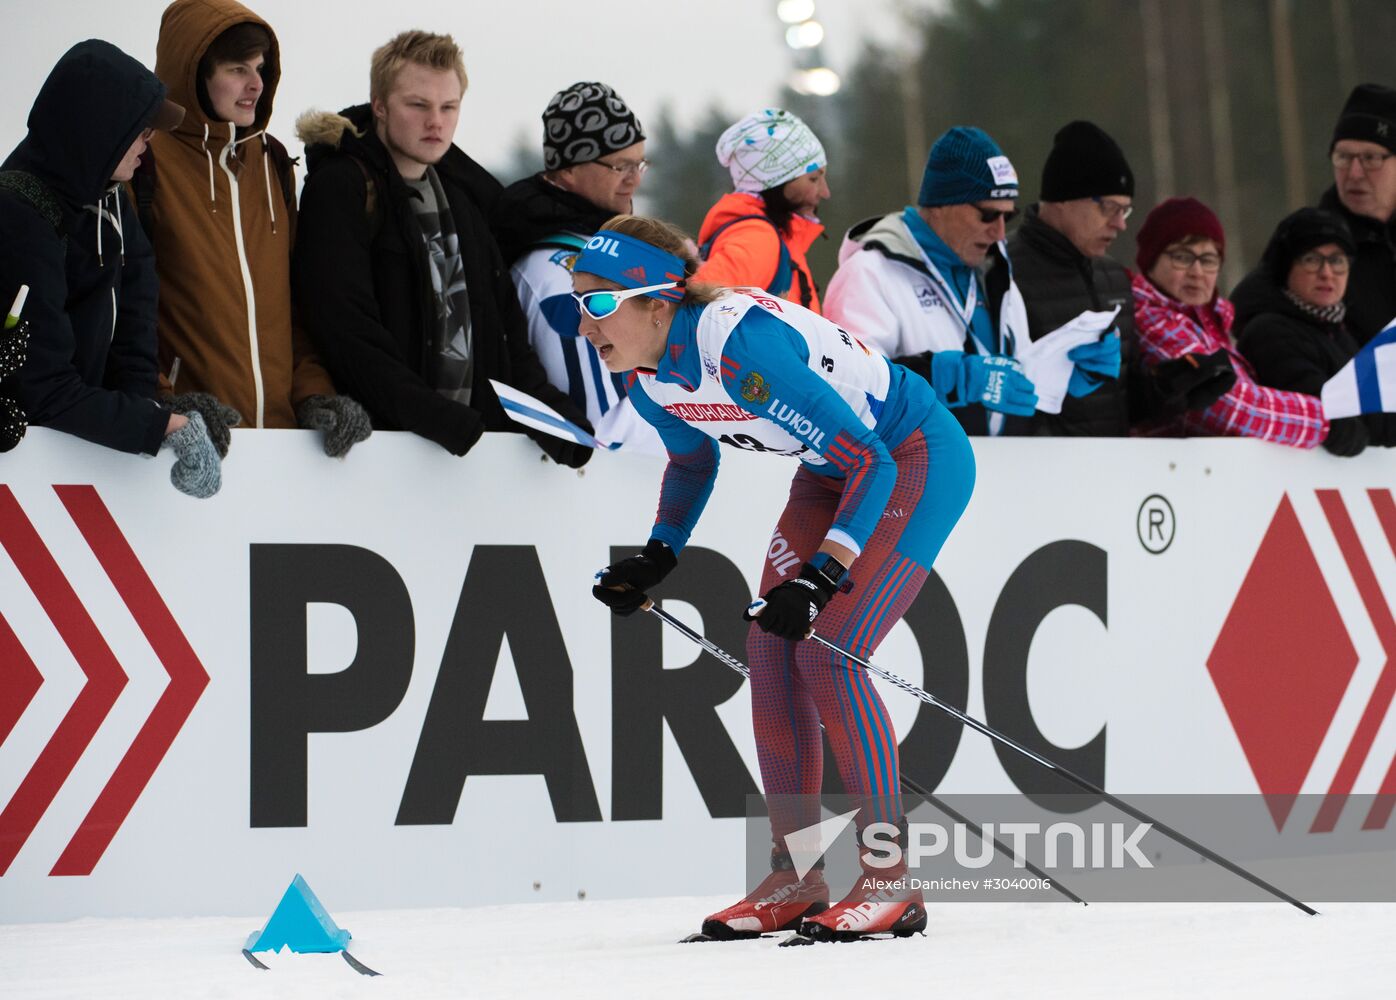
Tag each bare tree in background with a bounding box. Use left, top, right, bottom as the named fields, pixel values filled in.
left=1202, top=0, right=1245, bottom=286
left=1330, top=0, right=1357, bottom=95
left=1270, top=0, right=1308, bottom=209
left=1139, top=0, right=1175, bottom=199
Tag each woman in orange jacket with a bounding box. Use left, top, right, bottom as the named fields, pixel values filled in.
left=695, top=109, right=830, bottom=313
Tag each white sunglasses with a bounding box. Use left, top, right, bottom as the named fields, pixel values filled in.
left=572, top=282, right=679, bottom=320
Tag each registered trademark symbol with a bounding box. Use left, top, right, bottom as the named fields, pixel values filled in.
left=1137, top=495, right=1175, bottom=554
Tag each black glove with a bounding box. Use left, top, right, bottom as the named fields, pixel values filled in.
left=0, top=394, right=26, bottom=453
left=295, top=394, right=373, bottom=458
left=743, top=560, right=841, bottom=640
left=1323, top=416, right=1369, bottom=458
left=452, top=406, right=486, bottom=457
left=536, top=432, right=594, bottom=469
left=592, top=539, right=677, bottom=616
left=169, top=391, right=242, bottom=458
left=0, top=315, right=27, bottom=380
left=894, top=350, right=933, bottom=382
left=1156, top=350, right=1237, bottom=414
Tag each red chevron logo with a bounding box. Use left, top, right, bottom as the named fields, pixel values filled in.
left=1208, top=489, right=1396, bottom=832
left=0, top=485, right=209, bottom=875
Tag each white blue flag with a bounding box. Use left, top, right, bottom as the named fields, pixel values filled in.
left=489, top=379, right=619, bottom=450
left=1320, top=319, right=1396, bottom=419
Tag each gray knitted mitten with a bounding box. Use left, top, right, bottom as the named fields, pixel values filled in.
left=169, top=392, right=242, bottom=458
left=161, top=411, right=222, bottom=498
left=295, top=394, right=373, bottom=458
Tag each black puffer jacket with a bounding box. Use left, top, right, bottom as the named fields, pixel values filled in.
left=0, top=40, right=170, bottom=455
left=491, top=173, right=613, bottom=267
left=1006, top=206, right=1137, bottom=435
left=1233, top=272, right=1396, bottom=455
left=1317, top=187, right=1396, bottom=347
left=292, top=105, right=589, bottom=458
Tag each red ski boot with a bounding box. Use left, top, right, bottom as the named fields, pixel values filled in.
left=795, top=864, right=926, bottom=942
left=695, top=854, right=829, bottom=940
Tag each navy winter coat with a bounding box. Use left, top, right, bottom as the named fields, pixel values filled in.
left=0, top=40, right=170, bottom=454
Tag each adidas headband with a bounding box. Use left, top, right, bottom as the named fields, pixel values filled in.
left=573, top=231, right=687, bottom=301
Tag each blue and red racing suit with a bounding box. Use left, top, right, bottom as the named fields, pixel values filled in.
left=627, top=289, right=976, bottom=838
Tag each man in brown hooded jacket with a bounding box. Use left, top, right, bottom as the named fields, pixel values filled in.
left=139, top=0, right=370, bottom=456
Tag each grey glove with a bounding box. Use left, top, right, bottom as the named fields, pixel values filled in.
left=295, top=394, right=372, bottom=458
left=161, top=411, right=221, bottom=499
left=169, top=392, right=242, bottom=459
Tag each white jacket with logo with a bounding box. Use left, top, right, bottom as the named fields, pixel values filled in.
left=823, top=211, right=1031, bottom=435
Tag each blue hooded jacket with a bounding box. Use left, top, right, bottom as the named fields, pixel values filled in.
left=0, top=40, right=171, bottom=454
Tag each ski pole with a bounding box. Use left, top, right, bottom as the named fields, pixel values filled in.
left=798, top=627, right=1318, bottom=916
left=642, top=599, right=1086, bottom=905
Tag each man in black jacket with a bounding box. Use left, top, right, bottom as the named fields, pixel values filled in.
left=1008, top=121, right=1137, bottom=435
left=1009, top=121, right=1233, bottom=434
left=1316, top=83, right=1396, bottom=346
left=0, top=40, right=222, bottom=497
left=292, top=30, right=590, bottom=465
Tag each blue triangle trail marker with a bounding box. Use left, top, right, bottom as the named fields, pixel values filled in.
left=245, top=874, right=352, bottom=954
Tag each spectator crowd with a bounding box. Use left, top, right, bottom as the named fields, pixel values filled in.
left=1, top=0, right=1393, bottom=497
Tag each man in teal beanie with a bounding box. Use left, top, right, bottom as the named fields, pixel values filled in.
left=824, top=125, right=1037, bottom=436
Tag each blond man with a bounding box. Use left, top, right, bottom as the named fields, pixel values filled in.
left=292, top=30, right=591, bottom=463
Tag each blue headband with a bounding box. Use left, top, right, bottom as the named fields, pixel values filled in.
left=573, top=231, right=687, bottom=301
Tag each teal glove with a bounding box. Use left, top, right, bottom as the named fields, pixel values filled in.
left=1066, top=333, right=1121, bottom=397
left=964, top=354, right=1038, bottom=416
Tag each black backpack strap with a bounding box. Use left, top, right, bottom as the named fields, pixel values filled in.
left=261, top=133, right=300, bottom=210
left=0, top=170, right=66, bottom=246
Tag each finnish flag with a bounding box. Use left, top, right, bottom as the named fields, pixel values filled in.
left=1321, top=318, right=1396, bottom=418
left=489, top=379, right=616, bottom=449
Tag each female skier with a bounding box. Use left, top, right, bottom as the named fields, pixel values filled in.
left=580, top=215, right=976, bottom=942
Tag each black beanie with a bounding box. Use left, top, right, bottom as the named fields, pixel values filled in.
left=1260, top=207, right=1357, bottom=284
left=1331, top=83, right=1396, bottom=154
left=1040, top=120, right=1134, bottom=202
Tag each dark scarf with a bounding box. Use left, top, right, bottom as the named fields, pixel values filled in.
left=1284, top=288, right=1346, bottom=325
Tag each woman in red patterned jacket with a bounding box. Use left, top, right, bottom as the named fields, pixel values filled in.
left=1131, top=197, right=1330, bottom=448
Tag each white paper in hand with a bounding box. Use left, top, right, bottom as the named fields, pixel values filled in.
left=1015, top=307, right=1121, bottom=414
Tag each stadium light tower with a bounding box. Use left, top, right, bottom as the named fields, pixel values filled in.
left=776, top=0, right=841, bottom=96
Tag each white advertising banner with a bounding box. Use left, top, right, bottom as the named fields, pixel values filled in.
left=1, top=429, right=1393, bottom=921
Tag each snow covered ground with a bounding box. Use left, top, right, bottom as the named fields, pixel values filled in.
left=3, top=896, right=1391, bottom=999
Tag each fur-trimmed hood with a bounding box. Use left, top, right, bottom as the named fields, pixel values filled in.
left=296, top=104, right=376, bottom=173
left=295, top=107, right=362, bottom=154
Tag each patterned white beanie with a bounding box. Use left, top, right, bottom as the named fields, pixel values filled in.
left=715, top=109, right=826, bottom=193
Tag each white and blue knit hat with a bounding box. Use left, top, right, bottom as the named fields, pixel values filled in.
left=715, top=109, right=827, bottom=193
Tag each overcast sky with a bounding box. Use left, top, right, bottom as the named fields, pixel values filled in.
left=1, top=0, right=912, bottom=176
